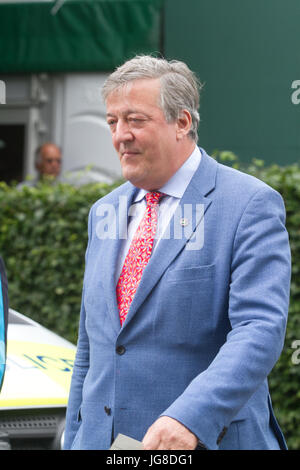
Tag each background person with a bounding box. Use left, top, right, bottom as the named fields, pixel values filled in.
left=35, top=142, right=62, bottom=181
left=18, top=142, right=62, bottom=187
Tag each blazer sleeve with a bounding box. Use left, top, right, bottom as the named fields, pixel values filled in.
left=161, top=186, right=291, bottom=449
left=63, top=289, right=90, bottom=449
left=64, top=210, right=93, bottom=450
left=0, top=256, right=9, bottom=391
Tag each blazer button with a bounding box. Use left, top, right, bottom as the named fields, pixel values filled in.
left=104, top=406, right=111, bottom=416
left=116, top=345, right=126, bottom=355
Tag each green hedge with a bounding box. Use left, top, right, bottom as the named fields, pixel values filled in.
left=0, top=154, right=299, bottom=449
left=213, top=152, right=300, bottom=450
left=0, top=180, right=122, bottom=342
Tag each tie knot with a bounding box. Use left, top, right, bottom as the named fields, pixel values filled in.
left=145, top=191, right=163, bottom=206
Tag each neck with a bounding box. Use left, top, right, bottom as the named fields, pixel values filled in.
left=143, top=141, right=197, bottom=191
left=172, top=139, right=196, bottom=174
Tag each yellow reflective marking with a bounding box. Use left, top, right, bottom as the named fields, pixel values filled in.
left=0, top=340, right=76, bottom=407
left=0, top=397, right=68, bottom=408
left=8, top=340, right=75, bottom=387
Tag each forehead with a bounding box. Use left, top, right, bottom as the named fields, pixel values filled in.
left=41, top=145, right=61, bottom=158
left=106, top=78, right=162, bottom=114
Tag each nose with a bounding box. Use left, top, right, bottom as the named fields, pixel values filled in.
left=113, top=119, right=134, bottom=147
left=49, top=160, right=61, bottom=168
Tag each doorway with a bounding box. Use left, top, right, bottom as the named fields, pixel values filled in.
left=0, top=124, right=25, bottom=183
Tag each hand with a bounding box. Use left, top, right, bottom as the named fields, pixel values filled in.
left=142, top=416, right=198, bottom=450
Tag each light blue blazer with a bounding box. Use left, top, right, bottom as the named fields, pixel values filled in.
left=64, top=149, right=291, bottom=450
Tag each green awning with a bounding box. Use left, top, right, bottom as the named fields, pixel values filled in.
left=0, top=0, right=164, bottom=73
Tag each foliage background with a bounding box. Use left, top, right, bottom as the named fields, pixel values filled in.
left=0, top=155, right=299, bottom=449
left=0, top=180, right=121, bottom=342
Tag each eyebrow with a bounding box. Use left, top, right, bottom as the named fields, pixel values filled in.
left=106, top=109, right=149, bottom=118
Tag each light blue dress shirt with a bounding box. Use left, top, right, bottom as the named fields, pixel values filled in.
left=116, top=146, right=201, bottom=281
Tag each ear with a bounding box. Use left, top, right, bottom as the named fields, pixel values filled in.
left=176, top=110, right=192, bottom=140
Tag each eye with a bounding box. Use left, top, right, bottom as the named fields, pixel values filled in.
left=128, top=117, right=147, bottom=125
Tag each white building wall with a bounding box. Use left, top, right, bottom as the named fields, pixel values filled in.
left=0, top=72, right=121, bottom=181
left=58, top=73, right=120, bottom=178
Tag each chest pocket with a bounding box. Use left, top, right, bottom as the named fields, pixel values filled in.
left=166, top=264, right=215, bottom=282
left=153, top=264, right=216, bottom=347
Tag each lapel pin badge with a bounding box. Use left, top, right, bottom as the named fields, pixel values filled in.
left=180, top=218, right=189, bottom=227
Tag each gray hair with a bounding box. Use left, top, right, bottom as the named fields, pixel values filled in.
left=35, top=145, right=45, bottom=165
left=102, top=55, right=202, bottom=142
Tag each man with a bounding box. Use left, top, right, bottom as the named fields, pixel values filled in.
left=64, top=56, right=291, bottom=450
left=35, top=142, right=62, bottom=181
left=0, top=257, right=8, bottom=391
left=18, top=142, right=62, bottom=187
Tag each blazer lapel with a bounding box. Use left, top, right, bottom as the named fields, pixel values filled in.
left=122, top=149, right=218, bottom=329
left=101, top=183, right=138, bottom=334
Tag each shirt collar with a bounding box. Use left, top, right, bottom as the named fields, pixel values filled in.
left=133, top=145, right=201, bottom=203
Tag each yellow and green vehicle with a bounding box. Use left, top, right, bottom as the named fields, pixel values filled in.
left=0, top=309, right=76, bottom=450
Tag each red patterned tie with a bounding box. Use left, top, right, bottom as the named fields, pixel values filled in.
left=116, top=191, right=163, bottom=326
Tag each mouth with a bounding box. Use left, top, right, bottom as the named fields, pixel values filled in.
left=120, top=150, right=140, bottom=159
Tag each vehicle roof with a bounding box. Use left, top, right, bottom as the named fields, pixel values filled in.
left=8, top=309, right=76, bottom=349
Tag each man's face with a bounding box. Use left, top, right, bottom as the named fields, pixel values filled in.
left=38, top=145, right=62, bottom=177
left=106, top=78, right=182, bottom=191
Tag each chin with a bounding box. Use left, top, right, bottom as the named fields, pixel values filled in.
left=122, top=166, right=142, bottom=185
left=121, top=165, right=158, bottom=190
